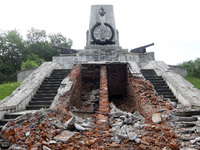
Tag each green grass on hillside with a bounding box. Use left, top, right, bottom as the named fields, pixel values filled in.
left=0, top=82, right=21, bottom=100
left=185, top=76, right=200, bottom=90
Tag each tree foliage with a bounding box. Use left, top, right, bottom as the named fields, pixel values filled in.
left=21, top=59, right=38, bottom=70
left=0, top=28, right=72, bottom=84
left=178, top=58, right=200, bottom=78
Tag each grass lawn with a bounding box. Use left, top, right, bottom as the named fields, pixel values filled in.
left=0, top=82, right=21, bottom=100
left=185, top=76, right=200, bottom=90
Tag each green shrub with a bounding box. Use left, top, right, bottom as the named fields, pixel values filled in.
left=21, top=59, right=38, bottom=70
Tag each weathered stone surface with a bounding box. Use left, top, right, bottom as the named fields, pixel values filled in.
left=64, top=116, right=75, bottom=130
left=54, top=130, right=76, bottom=143
left=190, top=137, right=200, bottom=144
left=152, top=113, right=162, bottom=123
left=42, top=145, right=51, bottom=150
left=74, top=123, right=88, bottom=131
left=126, top=126, right=137, bottom=141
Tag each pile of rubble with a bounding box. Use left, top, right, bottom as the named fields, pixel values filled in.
left=109, top=102, right=144, bottom=144
left=2, top=65, right=198, bottom=149
left=1, top=108, right=72, bottom=149
left=77, top=89, right=99, bottom=112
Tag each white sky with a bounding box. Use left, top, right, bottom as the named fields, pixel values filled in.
left=1, top=0, right=200, bottom=65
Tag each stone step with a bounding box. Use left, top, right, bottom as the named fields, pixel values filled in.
left=51, top=72, right=69, bottom=75
left=158, top=91, right=174, bottom=95
left=174, top=122, right=196, bottom=128
left=32, top=97, right=54, bottom=101
left=147, top=80, right=166, bottom=84
left=146, top=78, right=164, bottom=81
left=144, top=76, right=163, bottom=79
left=38, top=86, right=59, bottom=90
left=4, top=114, right=21, bottom=119
left=153, top=85, right=169, bottom=89
left=141, top=74, right=157, bottom=77
left=42, top=81, right=62, bottom=84
left=156, top=89, right=171, bottom=93
left=149, top=80, right=166, bottom=84
left=36, top=90, right=57, bottom=94
left=52, top=70, right=70, bottom=73
left=178, top=133, right=198, bottom=141
left=44, top=79, right=63, bottom=82
left=40, top=84, right=60, bottom=87
left=45, top=77, right=65, bottom=80
left=173, top=109, right=200, bottom=117
left=192, top=115, right=200, bottom=121
left=0, top=120, right=10, bottom=126
left=140, top=70, right=156, bottom=74
left=34, top=94, right=56, bottom=98
left=29, top=101, right=52, bottom=105
left=152, top=83, right=168, bottom=86
left=174, top=127, right=197, bottom=134
left=142, top=73, right=159, bottom=76
left=52, top=69, right=70, bottom=72
left=174, top=116, right=198, bottom=122
left=26, top=105, right=51, bottom=110
left=170, top=99, right=178, bottom=103
left=50, top=75, right=67, bottom=78
left=162, top=95, right=176, bottom=99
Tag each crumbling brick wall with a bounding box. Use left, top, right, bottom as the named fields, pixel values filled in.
left=68, top=65, right=82, bottom=109
left=96, top=66, right=110, bottom=131
left=50, top=64, right=82, bottom=114
left=107, top=63, right=127, bottom=96
left=107, top=63, right=127, bottom=106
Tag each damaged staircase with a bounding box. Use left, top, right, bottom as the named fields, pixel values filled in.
left=0, top=69, right=70, bottom=149
left=140, top=69, right=178, bottom=103
left=141, top=69, right=200, bottom=147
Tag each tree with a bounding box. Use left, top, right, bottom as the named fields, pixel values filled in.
left=0, top=28, right=73, bottom=83
left=21, top=59, right=38, bottom=70
left=178, top=58, right=200, bottom=78
left=26, top=28, right=72, bottom=61
left=48, top=33, right=73, bottom=48
left=0, top=30, right=26, bottom=83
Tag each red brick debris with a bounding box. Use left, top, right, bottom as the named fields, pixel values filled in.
left=1, top=65, right=182, bottom=149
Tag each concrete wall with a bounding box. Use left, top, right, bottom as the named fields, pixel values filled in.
left=169, top=65, right=187, bottom=77
left=119, top=52, right=155, bottom=68
left=52, top=52, right=155, bottom=69
left=0, top=62, right=62, bottom=119
left=144, top=61, right=200, bottom=108
left=17, top=68, right=37, bottom=82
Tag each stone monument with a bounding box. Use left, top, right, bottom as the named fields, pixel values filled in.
left=85, top=5, right=120, bottom=50
left=78, top=5, right=127, bottom=61
left=52, top=4, right=155, bottom=68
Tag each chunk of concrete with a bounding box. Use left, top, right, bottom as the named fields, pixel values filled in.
left=74, top=123, right=89, bottom=131
left=53, top=130, right=76, bottom=143
left=64, top=116, right=75, bottom=130
left=152, top=113, right=162, bottom=123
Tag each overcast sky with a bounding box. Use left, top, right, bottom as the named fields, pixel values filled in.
left=1, top=0, right=200, bottom=65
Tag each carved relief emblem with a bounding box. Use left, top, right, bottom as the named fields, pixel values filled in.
left=91, top=7, right=115, bottom=45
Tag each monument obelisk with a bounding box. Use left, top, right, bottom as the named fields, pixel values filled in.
left=85, top=5, right=121, bottom=50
